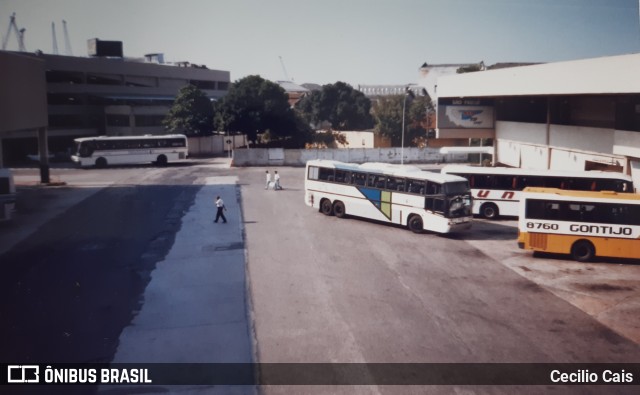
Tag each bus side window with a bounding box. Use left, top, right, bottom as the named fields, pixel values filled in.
left=426, top=181, right=440, bottom=195
left=352, top=172, right=366, bottom=186
left=318, top=168, right=333, bottom=181
left=335, top=170, right=347, bottom=183
left=494, top=175, right=513, bottom=190
left=545, top=202, right=560, bottom=219
left=386, top=177, right=396, bottom=191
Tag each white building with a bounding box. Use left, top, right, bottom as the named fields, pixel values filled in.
left=435, top=53, right=640, bottom=186
left=0, top=44, right=230, bottom=167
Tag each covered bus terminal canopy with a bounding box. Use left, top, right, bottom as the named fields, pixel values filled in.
left=434, top=53, right=640, bottom=187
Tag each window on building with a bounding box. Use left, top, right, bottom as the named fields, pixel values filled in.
left=134, top=115, right=166, bottom=127
left=48, top=114, right=86, bottom=128
left=190, top=80, right=217, bottom=90
left=46, top=70, right=84, bottom=84
left=87, top=73, right=123, bottom=86
left=106, top=114, right=130, bottom=127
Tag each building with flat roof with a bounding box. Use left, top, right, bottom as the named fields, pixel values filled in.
left=435, top=53, right=640, bottom=186
left=0, top=46, right=230, bottom=166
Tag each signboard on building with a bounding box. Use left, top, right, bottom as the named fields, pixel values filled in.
left=438, top=98, right=494, bottom=129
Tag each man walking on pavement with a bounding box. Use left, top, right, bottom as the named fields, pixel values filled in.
left=214, top=195, right=227, bottom=223
left=274, top=171, right=282, bottom=190
left=265, top=170, right=272, bottom=190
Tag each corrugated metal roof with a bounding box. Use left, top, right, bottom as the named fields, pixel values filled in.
left=277, top=80, right=310, bottom=93
left=438, top=53, right=640, bottom=98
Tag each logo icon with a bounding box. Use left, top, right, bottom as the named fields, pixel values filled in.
left=7, top=365, right=40, bottom=383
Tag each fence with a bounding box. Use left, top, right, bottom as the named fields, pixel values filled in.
left=231, top=147, right=468, bottom=167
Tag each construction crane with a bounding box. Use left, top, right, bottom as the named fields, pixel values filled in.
left=62, top=20, right=72, bottom=55
left=279, top=55, right=292, bottom=82
left=51, top=22, right=59, bottom=54
left=2, top=12, right=26, bottom=51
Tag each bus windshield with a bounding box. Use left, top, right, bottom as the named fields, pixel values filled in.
left=443, top=181, right=470, bottom=196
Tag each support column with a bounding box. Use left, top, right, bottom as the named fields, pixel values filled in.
left=546, top=97, right=552, bottom=170
left=37, top=127, right=50, bottom=183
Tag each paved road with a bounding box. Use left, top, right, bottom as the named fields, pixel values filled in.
left=241, top=166, right=640, bottom=394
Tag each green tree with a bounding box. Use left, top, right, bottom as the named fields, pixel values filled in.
left=372, top=94, right=432, bottom=147
left=163, top=84, right=214, bottom=136
left=213, top=75, right=312, bottom=146
left=297, top=81, right=373, bottom=130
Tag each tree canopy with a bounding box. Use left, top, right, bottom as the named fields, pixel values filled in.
left=213, top=75, right=311, bottom=146
left=296, top=82, right=373, bottom=131
left=163, top=84, right=214, bottom=136
left=371, top=94, right=432, bottom=147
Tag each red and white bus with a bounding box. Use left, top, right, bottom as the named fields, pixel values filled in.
left=441, top=165, right=634, bottom=219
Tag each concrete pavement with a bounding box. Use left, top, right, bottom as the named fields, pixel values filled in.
left=106, top=175, right=256, bottom=394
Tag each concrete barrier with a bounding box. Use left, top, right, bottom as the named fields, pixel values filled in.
left=231, top=148, right=468, bottom=167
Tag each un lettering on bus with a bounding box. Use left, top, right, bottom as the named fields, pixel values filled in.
left=476, top=190, right=514, bottom=199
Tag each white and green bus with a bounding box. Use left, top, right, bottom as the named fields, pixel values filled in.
left=305, top=160, right=473, bottom=234
left=71, top=134, right=188, bottom=168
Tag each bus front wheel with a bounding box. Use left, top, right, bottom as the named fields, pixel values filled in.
left=571, top=240, right=595, bottom=262
left=95, top=157, right=107, bottom=168
left=408, top=215, right=423, bottom=233
left=333, top=201, right=346, bottom=218
left=320, top=199, right=333, bottom=216
left=480, top=203, right=499, bottom=219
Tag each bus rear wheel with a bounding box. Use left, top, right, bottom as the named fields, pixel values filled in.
left=571, top=240, right=595, bottom=262
left=320, top=199, right=333, bottom=216
left=480, top=203, right=499, bottom=219
left=408, top=215, right=423, bottom=233
left=333, top=201, right=346, bottom=218
left=156, top=154, right=168, bottom=166
left=95, top=157, right=107, bottom=168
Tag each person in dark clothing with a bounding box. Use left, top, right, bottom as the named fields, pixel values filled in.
left=214, top=195, right=227, bottom=223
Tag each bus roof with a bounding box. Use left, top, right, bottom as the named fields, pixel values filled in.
left=74, top=134, right=187, bottom=142
left=522, top=187, right=640, bottom=201
left=442, top=165, right=633, bottom=181
left=306, top=159, right=466, bottom=184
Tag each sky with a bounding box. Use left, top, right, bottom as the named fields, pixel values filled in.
left=1, top=0, right=639, bottom=86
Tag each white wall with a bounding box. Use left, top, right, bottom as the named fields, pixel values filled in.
left=495, top=121, right=629, bottom=172
left=550, top=124, right=614, bottom=154
left=232, top=147, right=468, bottom=166
left=496, top=121, right=547, bottom=145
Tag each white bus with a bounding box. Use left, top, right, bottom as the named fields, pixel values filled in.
left=517, top=188, right=640, bottom=262
left=305, top=160, right=473, bottom=234
left=441, top=165, right=634, bottom=219
left=71, top=134, right=188, bottom=168
left=0, top=168, right=16, bottom=221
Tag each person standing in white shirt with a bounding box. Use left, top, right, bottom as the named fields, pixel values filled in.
left=265, top=170, right=272, bottom=190
left=274, top=171, right=282, bottom=190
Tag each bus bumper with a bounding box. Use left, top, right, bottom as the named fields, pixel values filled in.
left=448, top=218, right=472, bottom=231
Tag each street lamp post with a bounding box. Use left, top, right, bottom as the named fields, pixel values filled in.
left=401, top=93, right=407, bottom=166
left=401, top=87, right=414, bottom=166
